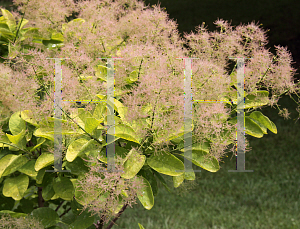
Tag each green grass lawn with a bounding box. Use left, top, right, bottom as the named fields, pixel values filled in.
left=114, top=94, right=300, bottom=229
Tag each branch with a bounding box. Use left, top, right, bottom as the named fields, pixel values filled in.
left=55, top=201, right=65, bottom=212
left=38, top=187, right=44, bottom=207
left=0, top=141, right=31, bottom=155
left=59, top=207, right=71, bottom=218
left=105, top=203, right=128, bottom=229
left=93, top=218, right=105, bottom=229
left=31, top=65, right=105, bottom=147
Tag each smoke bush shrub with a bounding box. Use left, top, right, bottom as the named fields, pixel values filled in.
left=0, top=0, right=299, bottom=228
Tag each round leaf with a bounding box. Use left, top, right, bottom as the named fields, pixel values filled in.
left=17, top=160, right=38, bottom=177
left=74, top=183, right=98, bottom=206
left=31, top=207, right=59, bottom=228
left=0, top=9, right=16, bottom=32
left=121, top=148, right=146, bottom=179
left=66, top=138, right=90, bottom=162
left=178, top=143, right=220, bottom=172
left=68, top=209, right=95, bottom=229
left=20, top=110, right=39, bottom=127
left=129, top=70, right=138, bottom=82
left=136, top=175, right=154, bottom=210
left=53, top=177, right=75, bottom=201
left=245, top=116, right=264, bottom=138
left=3, top=174, right=29, bottom=200
left=42, top=177, right=55, bottom=201
left=173, top=173, right=184, bottom=188
left=0, top=154, right=28, bottom=178
left=65, top=157, right=89, bottom=176
left=9, top=111, right=26, bottom=135
left=249, top=111, right=277, bottom=134
left=147, top=151, right=184, bottom=176
left=34, top=153, right=54, bottom=171
left=110, top=124, right=141, bottom=144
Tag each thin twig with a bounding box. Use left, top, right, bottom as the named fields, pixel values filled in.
left=59, top=207, right=71, bottom=218
left=105, top=204, right=128, bottom=229
left=55, top=201, right=65, bottom=212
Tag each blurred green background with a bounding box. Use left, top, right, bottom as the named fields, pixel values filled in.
left=0, top=0, right=299, bottom=228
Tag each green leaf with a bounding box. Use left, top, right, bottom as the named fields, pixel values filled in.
left=136, top=175, right=154, bottom=210
left=129, top=70, right=138, bottom=81
left=53, top=177, right=74, bottom=201
left=121, top=148, right=146, bottom=179
left=51, top=32, right=64, bottom=41
left=174, top=155, right=196, bottom=181
left=9, top=111, right=26, bottom=135
left=0, top=22, right=9, bottom=30
left=94, top=65, right=108, bottom=81
left=6, top=128, right=26, bottom=146
left=31, top=207, right=60, bottom=228
left=147, top=151, right=185, bottom=176
left=138, top=223, right=145, bottom=229
left=184, top=170, right=195, bottom=181
left=173, top=173, right=184, bottom=188
left=42, top=39, right=64, bottom=49
left=166, top=126, right=194, bottom=142
left=97, top=145, right=129, bottom=164
left=36, top=168, right=46, bottom=184
left=247, top=116, right=268, bottom=134
left=19, top=198, right=34, bottom=214
left=0, top=154, right=28, bottom=178
left=61, top=18, right=85, bottom=35
left=17, top=160, right=38, bottom=177
left=0, top=9, right=16, bottom=32
left=228, top=116, right=265, bottom=138
left=0, top=194, right=14, bottom=211
left=138, top=169, right=158, bottom=196
left=152, top=123, right=194, bottom=145
left=60, top=210, right=77, bottom=226
left=70, top=198, right=84, bottom=216
left=36, top=171, right=56, bottom=190
left=74, top=180, right=99, bottom=206
left=42, top=177, right=55, bottom=201
left=65, top=157, right=89, bottom=176
left=110, top=124, right=141, bottom=144
left=33, top=125, right=81, bottom=142
left=68, top=209, right=95, bottom=229
left=176, top=142, right=220, bottom=172
left=122, top=118, right=150, bottom=141
left=245, top=116, right=264, bottom=138
left=0, top=134, right=10, bottom=148
left=29, top=137, right=46, bottom=153
left=16, top=18, right=28, bottom=31
left=92, top=102, right=106, bottom=122
left=102, top=115, right=123, bottom=130
left=77, top=108, right=102, bottom=134
left=66, top=138, right=90, bottom=162
left=33, top=127, right=55, bottom=141
left=2, top=174, right=29, bottom=200
left=20, top=110, right=39, bottom=127
left=50, top=193, right=60, bottom=200
left=244, top=90, right=269, bottom=109
left=248, top=111, right=277, bottom=134
left=95, top=95, right=128, bottom=123
left=34, top=153, right=54, bottom=171
left=0, top=210, right=27, bottom=218
left=20, top=27, right=39, bottom=39
left=152, top=169, right=172, bottom=193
